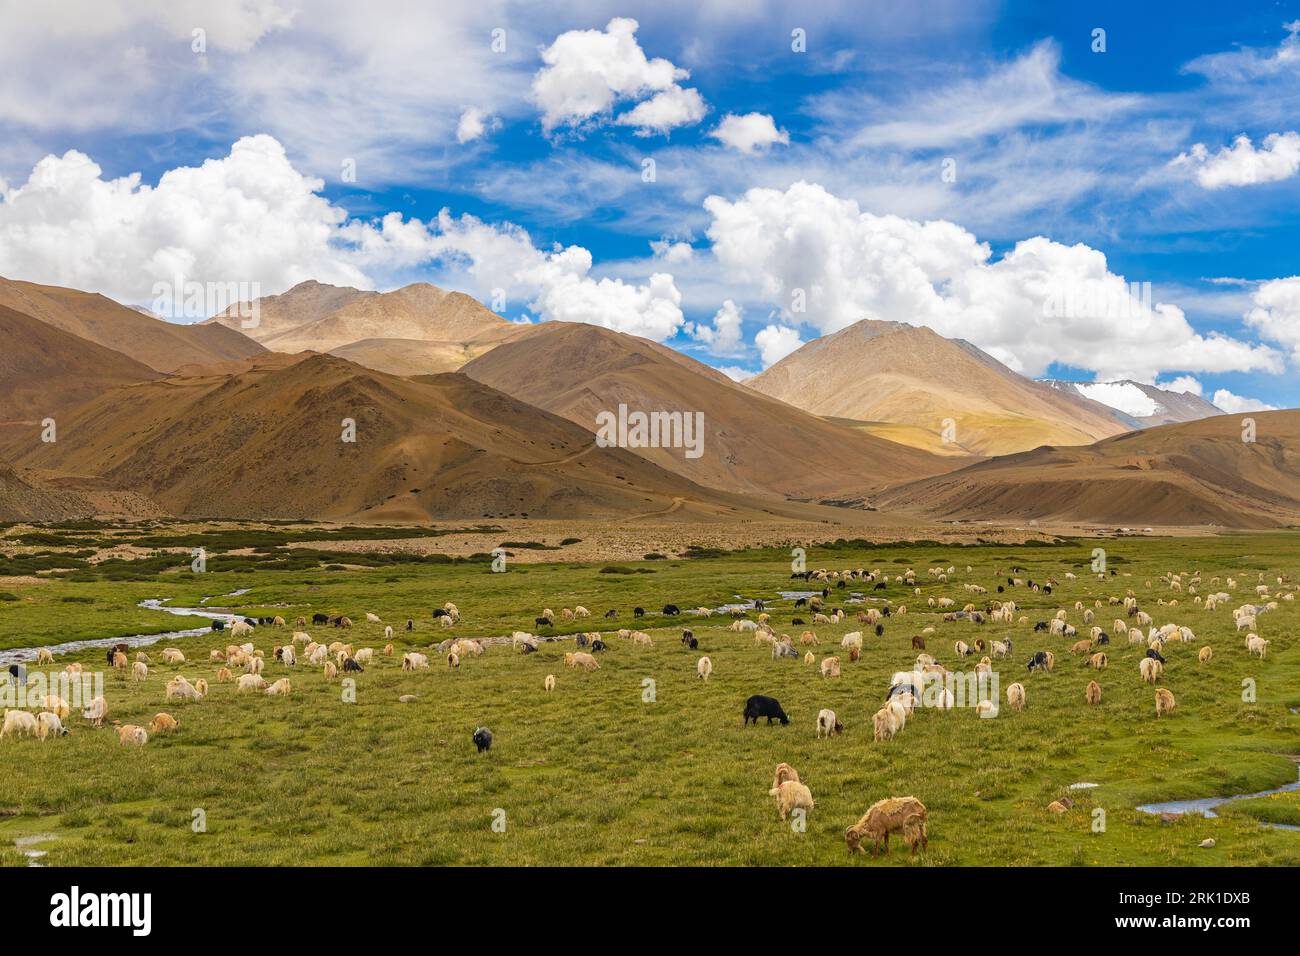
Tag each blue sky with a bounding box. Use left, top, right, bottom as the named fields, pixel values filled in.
left=0, top=0, right=1298, bottom=412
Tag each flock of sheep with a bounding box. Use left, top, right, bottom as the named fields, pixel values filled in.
left=0, top=558, right=1292, bottom=860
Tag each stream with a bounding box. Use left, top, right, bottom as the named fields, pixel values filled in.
left=1136, top=763, right=1300, bottom=830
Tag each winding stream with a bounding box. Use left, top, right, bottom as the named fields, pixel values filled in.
left=0, top=593, right=253, bottom=667
left=1136, top=763, right=1300, bottom=831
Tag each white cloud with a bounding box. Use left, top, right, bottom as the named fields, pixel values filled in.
left=755, top=324, right=803, bottom=367
left=532, top=17, right=705, bottom=135
left=689, top=298, right=744, bottom=355
left=1157, top=375, right=1204, bottom=397
left=715, top=365, right=758, bottom=381
left=1170, top=132, right=1300, bottom=189
left=650, top=239, right=694, bottom=264
left=456, top=107, right=490, bottom=144
left=0, top=135, right=370, bottom=303
left=0, top=135, right=687, bottom=341
left=615, top=86, right=706, bottom=136
left=710, top=112, right=789, bottom=153
left=1245, top=275, right=1300, bottom=362
left=1184, top=20, right=1300, bottom=82
left=425, top=210, right=686, bottom=341
left=703, top=180, right=1283, bottom=382
left=1211, top=389, right=1278, bottom=414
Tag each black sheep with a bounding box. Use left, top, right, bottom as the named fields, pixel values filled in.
left=312, top=613, right=329, bottom=625
left=662, top=604, right=680, bottom=616
left=1145, top=648, right=1166, bottom=665
left=743, top=695, right=790, bottom=726
left=342, top=657, right=363, bottom=673
left=591, top=639, right=607, bottom=652
left=535, top=616, right=552, bottom=628
left=473, top=727, right=493, bottom=753
left=576, top=634, right=589, bottom=648
left=680, top=629, right=694, bottom=645
left=405, top=619, right=414, bottom=631
left=1026, top=651, right=1050, bottom=673
left=604, top=609, right=618, bottom=618
left=211, top=620, right=225, bottom=631
left=875, top=624, right=884, bottom=637
left=634, top=607, right=645, bottom=618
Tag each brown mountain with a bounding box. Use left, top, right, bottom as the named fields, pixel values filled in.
left=2, top=352, right=852, bottom=522
left=459, top=321, right=962, bottom=502
left=0, top=277, right=265, bottom=373
left=206, top=281, right=516, bottom=374
left=747, top=320, right=1132, bottom=455
left=874, top=410, right=1300, bottom=528
left=0, top=304, right=160, bottom=424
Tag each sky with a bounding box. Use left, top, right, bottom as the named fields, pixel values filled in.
left=1, top=0, right=1298, bottom=411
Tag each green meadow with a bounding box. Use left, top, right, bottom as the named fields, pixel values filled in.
left=0, top=528, right=1298, bottom=866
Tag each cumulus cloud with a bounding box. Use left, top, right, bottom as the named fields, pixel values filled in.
left=532, top=18, right=705, bottom=135
left=710, top=112, right=789, bottom=153
left=0, top=135, right=370, bottom=304
left=689, top=298, right=744, bottom=355
left=755, top=324, right=804, bottom=367
left=456, top=107, right=490, bottom=144
left=715, top=365, right=758, bottom=382
left=1157, top=375, right=1204, bottom=396
left=1170, top=132, right=1300, bottom=189
left=1211, top=389, right=1278, bottom=413
left=0, top=135, right=686, bottom=341
left=615, top=86, right=706, bottom=136
left=1245, top=275, right=1300, bottom=362
left=703, top=180, right=1283, bottom=381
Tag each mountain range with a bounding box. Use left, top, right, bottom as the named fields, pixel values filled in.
left=0, top=275, right=1294, bottom=528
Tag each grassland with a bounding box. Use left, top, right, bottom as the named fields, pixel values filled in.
left=0, top=527, right=1298, bottom=866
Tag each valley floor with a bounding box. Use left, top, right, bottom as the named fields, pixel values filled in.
left=0, top=524, right=1298, bottom=865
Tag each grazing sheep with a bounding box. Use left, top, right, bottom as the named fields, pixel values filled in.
left=161, top=648, right=185, bottom=664
left=237, top=674, right=268, bottom=692
left=841, top=631, right=863, bottom=649
left=849, top=646, right=861, bottom=663
left=803, top=650, right=815, bottom=665
left=383, top=643, right=394, bottom=656
left=447, top=651, right=461, bottom=670
left=771, top=763, right=800, bottom=791
left=1155, top=687, right=1177, bottom=717
left=954, top=640, right=971, bottom=657
left=872, top=707, right=900, bottom=741
left=1, top=710, right=38, bottom=739
left=544, top=674, right=556, bottom=692
left=844, top=797, right=929, bottom=856
left=116, top=724, right=148, bottom=746
left=82, top=696, right=108, bottom=727
left=1198, top=646, right=1213, bottom=663
left=563, top=652, right=600, bottom=671
left=36, top=711, right=67, bottom=740
left=42, top=695, right=70, bottom=720
left=1006, top=682, right=1026, bottom=712
left=279, top=644, right=297, bottom=667
left=799, top=630, right=819, bottom=646
left=743, top=695, right=790, bottom=726
left=149, top=713, right=178, bottom=733
left=166, top=676, right=203, bottom=702
left=1247, top=635, right=1269, bottom=659
left=246, top=656, right=264, bottom=676
left=133, top=661, right=148, bottom=682
left=323, top=661, right=338, bottom=680
left=1069, top=639, right=1092, bottom=656
left=816, top=709, right=843, bottom=738
left=266, top=678, right=292, bottom=696
left=36, top=648, right=54, bottom=665
left=473, top=727, right=493, bottom=753
left=1085, top=680, right=1102, bottom=705
left=697, top=657, right=712, bottom=681
left=1087, top=652, right=1108, bottom=670
left=820, top=656, right=841, bottom=679
left=1139, top=657, right=1163, bottom=684
left=402, top=652, right=430, bottom=670
left=769, top=780, right=815, bottom=821
left=911, top=635, right=926, bottom=650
